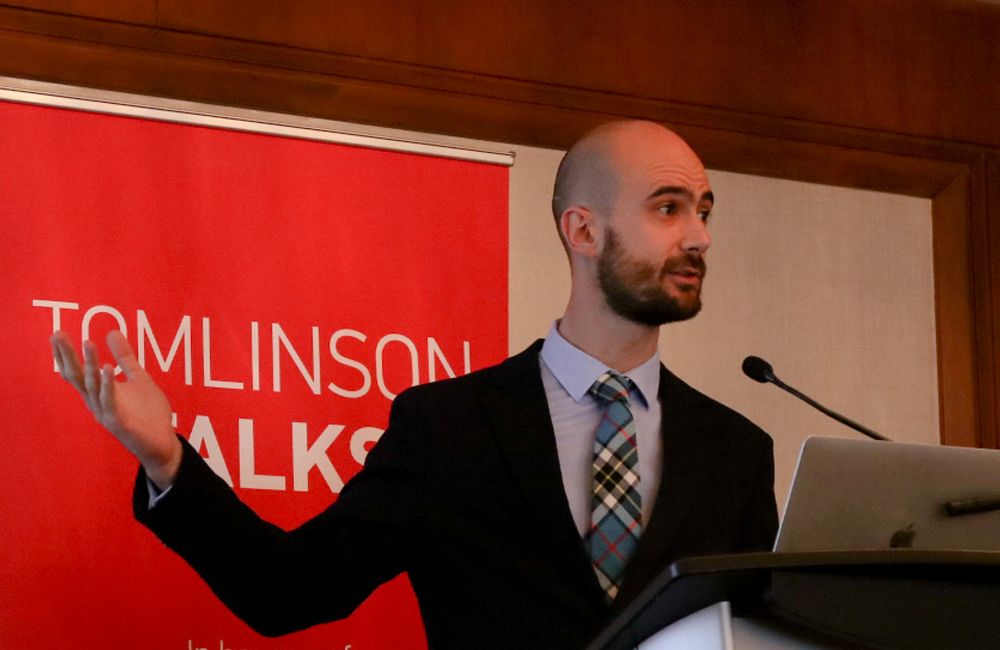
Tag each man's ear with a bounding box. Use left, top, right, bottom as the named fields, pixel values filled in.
left=560, top=206, right=602, bottom=259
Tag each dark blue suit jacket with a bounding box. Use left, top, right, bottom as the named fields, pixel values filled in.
left=135, top=341, right=778, bottom=650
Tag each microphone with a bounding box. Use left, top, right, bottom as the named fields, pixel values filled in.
left=742, top=355, right=891, bottom=442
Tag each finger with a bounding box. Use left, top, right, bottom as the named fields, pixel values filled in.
left=51, top=332, right=84, bottom=388
left=82, top=340, right=103, bottom=414
left=107, top=330, right=142, bottom=381
left=51, top=333, right=69, bottom=378
left=99, top=363, right=117, bottom=418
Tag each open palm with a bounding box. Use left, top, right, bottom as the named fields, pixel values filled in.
left=51, top=329, right=181, bottom=488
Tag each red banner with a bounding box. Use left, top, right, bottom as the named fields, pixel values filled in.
left=0, top=98, right=508, bottom=649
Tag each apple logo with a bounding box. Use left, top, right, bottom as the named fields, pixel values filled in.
left=890, top=523, right=917, bottom=548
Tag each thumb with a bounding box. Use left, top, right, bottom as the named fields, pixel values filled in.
left=106, top=330, right=143, bottom=380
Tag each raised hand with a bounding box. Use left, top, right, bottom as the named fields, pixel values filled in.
left=51, top=329, right=182, bottom=489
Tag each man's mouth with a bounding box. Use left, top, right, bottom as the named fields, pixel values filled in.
left=662, top=256, right=706, bottom=281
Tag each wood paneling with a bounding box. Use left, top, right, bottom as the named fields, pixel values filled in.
left=3, top=0, right=154, bottom=23
left=151, top=0, right=1000, bottom=147
left=934, top=172, right=981, bottom=447
left=0, top=0, right=997, bottom=447
left=3, top=1, right=999, bottom=146
left=988, top=151, right=1000, bottom=449
left=2, top=0, right=996, bottom=148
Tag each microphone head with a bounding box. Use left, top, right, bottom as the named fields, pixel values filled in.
left=742, top=356, right=775, bottom=383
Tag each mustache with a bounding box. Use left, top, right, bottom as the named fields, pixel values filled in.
left=660, top=254, right=706, bottom=279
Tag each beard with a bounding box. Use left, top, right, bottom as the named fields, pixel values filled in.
left=597, top=228, right=706, bottom=326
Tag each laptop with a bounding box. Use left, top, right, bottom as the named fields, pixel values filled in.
left=775, top=436, right=1000, bottom=553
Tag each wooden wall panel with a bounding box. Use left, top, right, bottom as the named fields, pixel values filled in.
left=139, top=0, right=1000, bottom=150
left=934, top=171, right=983, bottom=447
left=3, top=0, right=154, bottom=23
left=989, top=151, right=1000, bottom=449
left=0, top=1, right=997, bottom=147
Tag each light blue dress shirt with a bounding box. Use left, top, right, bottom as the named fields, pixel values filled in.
left=540, top=322, right=663, bottom=537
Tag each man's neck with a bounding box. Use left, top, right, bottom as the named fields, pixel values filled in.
left=557, top=302, right=660, bottom=373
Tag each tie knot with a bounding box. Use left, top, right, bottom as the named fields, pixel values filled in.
left=589, top=371, right=634, bottom=405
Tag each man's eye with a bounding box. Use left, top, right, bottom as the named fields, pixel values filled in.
left=659, top=203, right=677, bottom=215
left=699, top=210, right=713, bottom=224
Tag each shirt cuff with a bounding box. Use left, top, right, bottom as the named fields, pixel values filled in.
left=146, top=477, right=173, bottom=509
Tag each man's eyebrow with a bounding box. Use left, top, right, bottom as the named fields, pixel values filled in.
left=648, top=186, right=714, bottom=205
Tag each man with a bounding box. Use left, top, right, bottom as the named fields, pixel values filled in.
left=51, top=120, right=778, bottom=650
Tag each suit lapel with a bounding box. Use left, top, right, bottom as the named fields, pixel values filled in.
left=478, top=347, right=718, bottom=613
left=611, top=364, right=715, bottom=613
left=480, top=342, right=608, bottom=607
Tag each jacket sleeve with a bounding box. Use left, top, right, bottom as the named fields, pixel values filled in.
left=133, top=389, right=426, bottom=637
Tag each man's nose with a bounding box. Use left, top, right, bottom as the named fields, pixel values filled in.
left=682, top=213, right=711, bottom=255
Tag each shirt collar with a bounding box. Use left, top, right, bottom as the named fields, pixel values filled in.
left=540, top=321, right=660, bottom=408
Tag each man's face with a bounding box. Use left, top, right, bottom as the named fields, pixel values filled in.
left=594, top=127, right=714, bottom=326
left=598, top=227, right=706, bottom=326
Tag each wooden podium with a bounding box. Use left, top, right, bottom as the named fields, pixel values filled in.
left=586, top=551, right=1000, bottom=649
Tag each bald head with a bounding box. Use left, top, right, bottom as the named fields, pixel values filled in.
left=552, top=121, right=704, bottom=249
left=551, top=122, right=630, bottom=226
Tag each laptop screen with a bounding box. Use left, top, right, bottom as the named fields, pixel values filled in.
left=775, top=437, right=1000, bottom=553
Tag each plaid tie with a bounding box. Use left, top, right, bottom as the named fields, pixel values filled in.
left=588, top=371, right=641, bottom=602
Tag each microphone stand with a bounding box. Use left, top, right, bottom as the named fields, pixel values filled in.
left=743, top=356, right=891, bottom=442
left=767, top=374, right=891, bottom=442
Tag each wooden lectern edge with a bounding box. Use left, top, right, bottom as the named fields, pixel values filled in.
left=670, top=549, right=1000, bottom=574
left=586, top=549, right=1000, bottom=650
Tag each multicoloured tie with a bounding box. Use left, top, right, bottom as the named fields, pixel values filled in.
left=587, top=371, right=641, bottom=602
